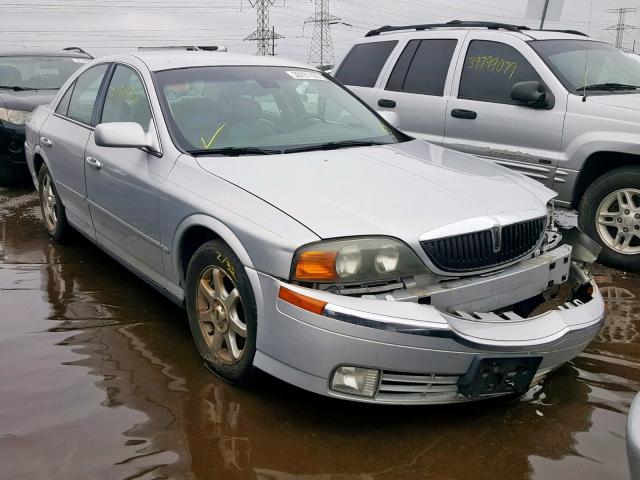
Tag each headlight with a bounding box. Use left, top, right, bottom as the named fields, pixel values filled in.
left=0, top=107, right=31, bottom=125
left=291, top=236, right=429, bottom=284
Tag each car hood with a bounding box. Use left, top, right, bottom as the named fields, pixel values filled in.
left=587, top=92, right=640, bottom=113
left=0, top=89, right=57, bottom=112
left=196, top=140, right=554, bottom=241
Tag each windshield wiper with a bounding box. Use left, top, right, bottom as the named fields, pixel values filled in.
left=0, top=85, right=38, bottom=91
left=187, top=146, right=282, bottom=156
left=578, top=82, right=640, bottom=92
left=282, top=139, right=390, bottom=154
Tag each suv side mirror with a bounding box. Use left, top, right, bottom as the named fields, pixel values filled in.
left=95, top=121, right=160, bottom=153
left=511, top=81, right=554, bottom=109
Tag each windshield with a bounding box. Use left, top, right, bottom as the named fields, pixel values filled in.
left=154, top=66, right=405, bottom=154
left=0, top=56, right=89, bottom=90
left=530, top=40, right=640, bottom=93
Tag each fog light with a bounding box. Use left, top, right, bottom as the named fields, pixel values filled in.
left=330, top=366, right=379, bottom=397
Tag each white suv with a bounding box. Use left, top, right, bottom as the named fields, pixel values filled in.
left=334, top=21, right=640, bottom=271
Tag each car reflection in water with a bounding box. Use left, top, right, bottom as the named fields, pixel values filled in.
left=0, top=189, right=637, bottom=480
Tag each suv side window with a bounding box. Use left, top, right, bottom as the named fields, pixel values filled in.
left=459, top=40, right=541, bottom=104
left=101, top=64, right=152, bottom=132
left=386, top=39, right=457, bottom=96
left=334, top=41, right=398, bottom=88
left=55, top=82, right=75, bottom=116
left=67, top=64, right=109, bottom=125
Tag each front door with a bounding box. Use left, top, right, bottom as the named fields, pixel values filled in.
left=84, top=64, right=166, bottom=286
left=443, top=35, right=566, bottom=189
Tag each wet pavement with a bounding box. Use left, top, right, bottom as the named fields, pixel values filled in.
left=0, top=186, right=638, bottom=480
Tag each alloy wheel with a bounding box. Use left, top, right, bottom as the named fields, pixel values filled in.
left=596, top=188, right=640, bottom=255
left=196, top=266, right=247, bottom=364
left=42, top=173, right=58, bottom=231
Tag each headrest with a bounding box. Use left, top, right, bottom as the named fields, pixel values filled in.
left=232, top=97, right=262, bottom=121
left=171, top=96, right=219, bottom=129
left=0, top=65, right=23, bottom=84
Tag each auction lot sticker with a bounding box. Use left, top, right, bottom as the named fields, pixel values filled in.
left=286, top=70, right=326, bottom=81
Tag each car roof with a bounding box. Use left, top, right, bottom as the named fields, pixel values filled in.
left=101, top=51, right=315, bottom=73
left=0, top=47, right=92, bottom=58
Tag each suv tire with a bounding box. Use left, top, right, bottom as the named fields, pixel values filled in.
left=185, top=240, right=257, bottom=385
left=579, top=166, right=640, bottom=271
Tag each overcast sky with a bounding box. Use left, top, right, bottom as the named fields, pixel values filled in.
left=1, top=0, right=639, bottom=63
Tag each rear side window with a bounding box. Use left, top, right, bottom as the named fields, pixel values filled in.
left=458, top=40, right=541, bottom=104
left=67, top=64, right=109, bottom=125
left=55, top=82, right=74, bottom=116
left=386, top=39, right=457, bottom=96
left=334, top=41, right=398, bottom=88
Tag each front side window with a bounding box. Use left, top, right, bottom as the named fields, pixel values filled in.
left=101, top=65, right=152, bottom=131
left=530, top=39, right=640, bottom=93
left=154, top=66, right=405, bottom=154
left=67, top=64, right=109, bottom=125
left=459, top=40, right=541, bottom=104
left=386, top=39, right=457, bottom=96
left=0, top=56, right=89, bottom=90
left=334, top=41, right=398, bottom=88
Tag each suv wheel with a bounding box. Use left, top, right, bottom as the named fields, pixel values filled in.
left=579, top=166, right=640, bottom=271
left=37, top=164, right=70, bottom=242
left=185, top=240, right=257, bottom=385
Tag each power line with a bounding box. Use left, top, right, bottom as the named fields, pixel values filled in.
left=305, top=0, right=339, bottom=67
left=606, top=7, right=638, bottom=50
left=244, top=0, right=284, bottom=55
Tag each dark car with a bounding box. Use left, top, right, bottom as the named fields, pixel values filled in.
left=0, top=47, right=92, bottom=186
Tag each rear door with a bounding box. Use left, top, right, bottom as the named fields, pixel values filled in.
left=373, top=33, right=464, bottom=144
left=84, top=63, right=167, bottom=286
left=39, top=63, right=110, bottom=237
left=443, top=33, right=567, bottom=188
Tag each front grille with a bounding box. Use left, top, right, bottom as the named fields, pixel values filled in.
left=376, top=371, right=461, bottom=403
left=421, top=217, right=546, bottom=273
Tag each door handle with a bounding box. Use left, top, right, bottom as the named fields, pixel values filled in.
left=378, top=98, right=396, bottom=109
left=40, top=137, right=53, bottom=147
left=86, top=156, right=102, bottom=170
left=451, top=109, right=477, bottom=120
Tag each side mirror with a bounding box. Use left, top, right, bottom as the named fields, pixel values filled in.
left=511, top=81, right=554, bottom=109
left=378, top=110, right=400, bottom=128
left=95, top=121, right=160, bottom=153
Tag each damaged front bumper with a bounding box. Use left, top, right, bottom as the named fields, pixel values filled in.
left=252, top=239, right=605, bottom=405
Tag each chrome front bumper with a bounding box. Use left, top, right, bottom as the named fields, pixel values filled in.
left=250, top=246, right=605, bottom=405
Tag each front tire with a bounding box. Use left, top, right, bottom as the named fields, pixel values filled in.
left=185, top=240, right=257, bottom=385
left=37, top=164, right=70, bottom=242
left=579, top=166, right=640, bottom=271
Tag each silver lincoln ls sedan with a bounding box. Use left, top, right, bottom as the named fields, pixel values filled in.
left=24, top=51, right=605, bottom=404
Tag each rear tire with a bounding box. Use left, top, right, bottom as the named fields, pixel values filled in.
left=579, top=166, right=640, bottom=271
left=37, top=164, right=70, bottom=242
left=185, top=240, right=257, bottom=385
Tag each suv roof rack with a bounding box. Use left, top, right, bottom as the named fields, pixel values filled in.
left=137, top=45, right=228, bottom=52
left=63, top=46, right=93, bottom=58
left=365, top=20, right=529, bottom=37
left=364, top=20, right=588, bottom=38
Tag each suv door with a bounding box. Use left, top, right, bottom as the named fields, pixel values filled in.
left=443, top=34, right=567, bottom=189
left=374, top=34, right=463, bottom=144
left=40, top=63, right=109, bottom=237
left=84, top=64, right=166, bottom=285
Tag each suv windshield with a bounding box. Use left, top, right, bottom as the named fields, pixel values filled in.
left=154, top=66, right=405, bottom=155
left=530, top=40, right=640, bottom=93
left=0, top=56, right=89, bottom=90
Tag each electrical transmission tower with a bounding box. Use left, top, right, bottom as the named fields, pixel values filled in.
left=305, top=0, right=340, bottom=68
left=606, top=7, right=638, bottom=50
left=244, top=0, right=284, bottom=56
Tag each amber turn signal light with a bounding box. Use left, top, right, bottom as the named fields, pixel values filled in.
left=294, top=250, right=337, bottom=281
left=278, top=286, right=327, bottom=315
